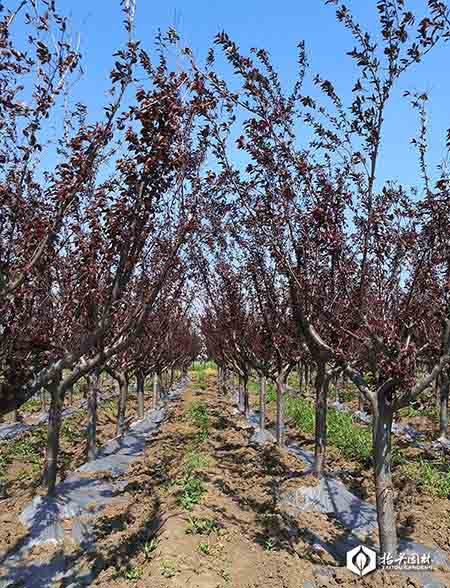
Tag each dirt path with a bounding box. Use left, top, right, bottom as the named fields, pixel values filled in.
left=76, top=371, right=404, bottom=587
left=54, top=371, right=320, bottom=588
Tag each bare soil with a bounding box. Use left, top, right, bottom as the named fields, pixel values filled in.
left=0, top=383, right=154, bottom=556
left=0, top=373, right=449, bottom=587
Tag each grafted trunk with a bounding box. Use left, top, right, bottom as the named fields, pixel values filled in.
left=314, top=363, right=328, bottom=478
left=373, top=394, right=397, bottom=557
left=43, top=379, right=63, bottom=495
left=116, top=372, right=128, bottom=437
left=87, top=369, right=99, bottom=461
left=275, top=376, right=286, bottom=447
left=439, top=371, right=449, bottom=440
left=136, top=370, right=145, bottom=420
left=259, top=375, right=266, bottom=431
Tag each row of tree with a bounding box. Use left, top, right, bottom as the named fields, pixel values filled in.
left=0, top=1, right=203, bottom=494
left=3, top=0, right=450, bottom=561
left=195, top=0, right=450, bottom=559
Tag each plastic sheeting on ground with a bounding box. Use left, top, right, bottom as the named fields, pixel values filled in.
left=235, top=392, right=449, bottom=588
left=0, top=380, right=186, bottom=588
left=0, top=390, right=119, bottom=442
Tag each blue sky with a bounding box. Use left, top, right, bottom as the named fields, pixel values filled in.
left=23, top=0, right=450, bottom=188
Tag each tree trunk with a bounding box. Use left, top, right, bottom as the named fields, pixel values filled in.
left=259, top=375, right=266, bottom=431
left=69, top=384, right=73, bottom=405
left=136, top=370, right=145, bottom=420
left=41, top=388, right=47, bottom=412
left=43, top=379, right=63, bottom=495
left=439, top=371, right=449, bottom=440
left=314, top=363, right=328, bottom=478
left=238, top=374, right=244, bottom=413
left=373, top=394, right=397, bottom=557
left=275, top=376, right=286, bottom=447
left=243, top=374, right=250, bottom=418
left=116, top=372, right=128, bottom=437
left=222, top=367, right=228, bottom=395
left=217, top=366, right=222, bottom=394
left=87, top=369, right=99, bottom=461
left=298, top=361, right=303, bottom=394
left=304, top=364, right=309, bottom=394
left=152, top=372, right=160, bottom=409
left=160, top=371, right=166, bottom=398
left=160, top=370, right=165, bottom=396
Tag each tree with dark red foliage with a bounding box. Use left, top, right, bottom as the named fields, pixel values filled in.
left=198, top=0, right=450, bottom=557
left=0, top=0, right=133, bottom=417
left=1, top=16, right=213, bottom=407
left=1, top=4, right=218, bottom=495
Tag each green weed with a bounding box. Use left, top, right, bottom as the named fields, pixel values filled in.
left=143, top=537, right=158, bottom=560
left=399, top=404, right=437, bottom=419
left=266, top=383, right=276, bottom=403
left=190, top=361, right=216, bottom=372
left=124, top=566, right=143, bottom=581
left=186, top=516, right=217, bottom=535
left=263, top=537, right=277, bottom=551
left=179, top=476, right=206, bottom=511
left=184, top=450, right=208, bottom=475
left=187, top=401, right=209, bottom=440
left=401, top=459, right=450, bottom=498
left=160, top=559, right=177, bottom=578
left=198, top=541, right=210, bottom=555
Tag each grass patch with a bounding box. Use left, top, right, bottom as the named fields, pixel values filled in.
left=286, top=396, right=372, bottom=464
left=176, top=448, right=208, bottom=511
left=190, top=361, right=216, bottom=372
left=123, top=566, right=143, bottom=582
left=179, top=477, right=205, bottom=510
left=401, top=459, right=450, bottom=498
left=187, top=401, right=209, bottom=441
left=266, top=383, right=276, bottom=403
left=21, top=397, right=42, bottom=413
left=0, top=429, right=45, bottom=485
left=143, top=537, right=158, bottom=560
left=176, top=398, right=210, bottom=510
left=61, top=419, right=83, bottom=443
left=330, top=385, right=355, bottom=403
left=398, top=404, right=437, bottom=419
